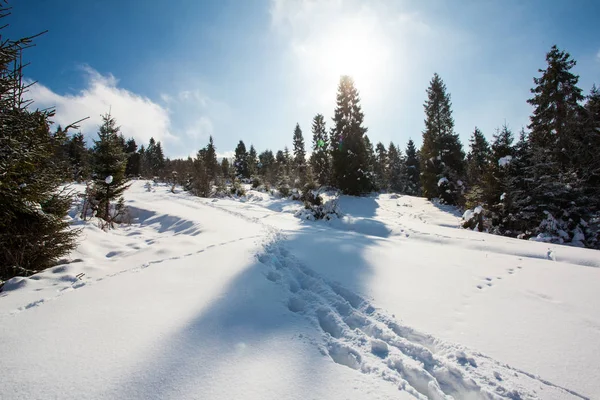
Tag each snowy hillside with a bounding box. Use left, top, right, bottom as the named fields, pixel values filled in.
left=1, top=181, right=599, bottom=400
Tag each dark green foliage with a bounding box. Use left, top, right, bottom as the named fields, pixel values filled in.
left=387, top=142, right=405, bottom=193
left=221, top=158, right=231, bottom=181
left=420, top=73, right=465, bottom=204
left=204, top=136, right=219, bottom=182
left=404, top=139, right=420, bottom=196
left=258, top=149, right=276, bottom=185
left=373, top=142, right=388, bottom=191
left=292, top=123, right=306, bottom=168
left=68, top=132, right=91, bottom=181
left=247, top=145, right=258, bottom=177
left=190, top=136, right=220, bottom=197
left=330, top=76, right=372, bottom=195
left=466, top=127, right=490, bottom=185
left=310, top=114, right=329, bottom=186
left=91, top=113, right=129, bottom=225
left=142, top=137, right=165, bottom=177
left=234, top=140, right=249, bottom=179
left=124, top=138, right=141, bottom=177
left=0, top=15, right=79, bottom=280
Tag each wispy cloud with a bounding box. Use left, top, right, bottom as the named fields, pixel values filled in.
left=28, top=66, right=228, bottom=158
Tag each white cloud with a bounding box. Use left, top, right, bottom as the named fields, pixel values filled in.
left=28, top=66, right=228, bottom=159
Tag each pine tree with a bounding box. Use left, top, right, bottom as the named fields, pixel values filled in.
left=330, top=75, right=372, bottom=194
left=404, top=139, right=421, bottom=196
left=221, top=158, right=231, bottom=182
left=481, top=124, right=514, bottom=219
left=234, top=140, right=249, bottom=179
left=374, top=142, right=388, bottom=191
left=387, top=142, right=405, bottom=193
left=310, top=114, right=329, bottom=186
left=420, top=73, right=465, bottom=204
left=515, top=46, right=588, bottom=244
left=0, top=15, right=79, bottom=280
left=246, top=144, right=257, bottom=178
left=68, top=132, right=91, bottom=182
left=466, top=127, right=490, bottom=185
left=364, top=134, right=376, bottom=189
left=204, top=136, right=218, bottom=182
left=124, top=138, right=141, bottom=177
left=292, top=123, right=306, bottom=168
left=91, top=113, right=129, bottom=226
left=258, top=150, right=276, bottom=185
left=528, top=45, right=584, bottom=168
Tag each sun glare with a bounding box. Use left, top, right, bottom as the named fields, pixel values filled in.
left=308, top=17, right=390, bottom=96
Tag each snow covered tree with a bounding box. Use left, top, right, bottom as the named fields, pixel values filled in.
left=91, top=113, right=129, bottom=226
left=387, top=142, right=405, bottom=193
left=292, top=123, right=306, bottom=168
left=528, top=45, right=584, bottom=168
left=247, top=144, right=258, bottom=177
left=374, top=142, right=388, bottom=191
left=221, top=158, right=231, bottom=182
left=420, top=73, right=465, bottom=204
left=68, top=132, right=91, bottom=182
left=234, top=140, right=249, bottom=179
left=466, top=127, right=490, bottom=185
left=310, top=114, right=329, bottom=186
left=0, top=15, right=80, bottom=280
left=124, top=138, right=141, bottom=177
left=330, top=75, right=372, bottom=194
left=404, top=139, right=421, bottom=196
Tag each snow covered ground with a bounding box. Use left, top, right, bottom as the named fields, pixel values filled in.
left=1, top=181, right=599, bottom=400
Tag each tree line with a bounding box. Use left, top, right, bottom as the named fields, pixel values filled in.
left=1, top=1, right=599, bottom=284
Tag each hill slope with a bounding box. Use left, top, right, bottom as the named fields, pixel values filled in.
left=1, top=181, right=599, bottom=399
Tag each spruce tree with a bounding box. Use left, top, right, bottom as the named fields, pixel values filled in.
left=482, top=124, right=514, bottom=220
left=528, top=45, right=584, bottom=167
left=292, top=123, right=306, bottom=168
left=310, top=114, right=329, bottom=186
left=374, top=142, right=388, bottom=191
left=234, top=140, right=249, bottom=179
left=517, top=46, right=588, bottom=244
left=124, top=138, right=141, bottom=177
left=91, top=113, right=129, bottom=226
left=204, top=136, right=219, bottom=182
left=466, top=127, right=490, bottom=185
left=258, top=150, right=276, bottom=185
left=247, top=145, right=258, bottom=177
left=420, top=73, right=465, bottom=204
left=0, top=15, right=79, bottom=280
left=330, top=75, right=372, bottom=194
left=221, top=158, right=231, bottom=182
left=404, top=139, right=421, bottom=196
left=68, top=132, right=91, bottom=182
left=387, top=142, right=405, bottom=193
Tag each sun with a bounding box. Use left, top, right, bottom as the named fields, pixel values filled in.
left=307, top=16, right=390, bottom=95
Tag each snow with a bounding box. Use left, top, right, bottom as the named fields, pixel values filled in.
left=498, top=155, right=513, bottom=167
left=437, top=177, right=448, bottom=187
left=105, top=175, right=113, bottom=184
left=2, top=181, right=600, bottom=399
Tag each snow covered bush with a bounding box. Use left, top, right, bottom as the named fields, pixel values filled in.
left=295, top=196, right=341, bottom=221
left=230, top=180, right=246, bottom=197
left=462, top=205, right=485, bottom=232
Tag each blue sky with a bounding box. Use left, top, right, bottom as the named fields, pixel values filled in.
left=9, top=0, right=600, bottom=158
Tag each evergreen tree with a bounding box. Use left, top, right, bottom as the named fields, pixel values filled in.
left=204, top=136, right=218, bottom=182
left=258, top=150, right=276, bottom=185
left=528, top=45, right=584, bottom=167
left=466, top=127, right=490, bottom=185
left=310, top=114, right=329, bottom=186
left=374, top=142, right=388, bottom=191
left=124, top=138, right=141, bottom=177
left=420, top=73, right=465, bottom=204
left=68, top=132, right=91, bottom=182
left=0, top=17, right=80, bottom=280
left=234, top=140, right=249, bottom=179
left=292, top=123, right=306, bottom=168
left=404, top=139, right=421, bottom=196
left=482, top=124, right=514, bottom=219
left=91, top=113, right=129, bottom=226
left=387, top=142, right=405, bottom=193
left=364, top=134, right=376, bottom=188
left=514, top=46, right=589, bottom=244
left=330, top=75, right=372, bottom=194
left=221, top=158, right=231, bottom=182
left=247, top=145, right=258, bottom=177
